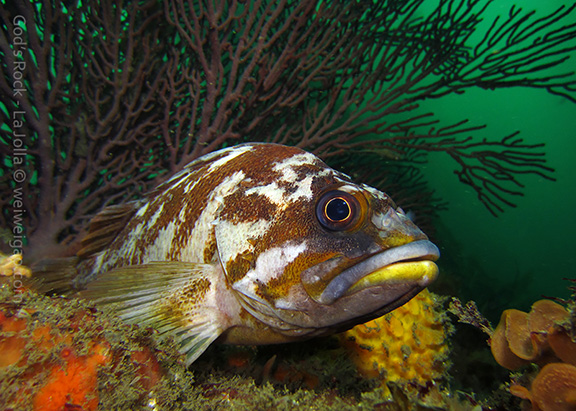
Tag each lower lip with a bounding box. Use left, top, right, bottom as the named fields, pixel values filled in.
left=318, top=240, right=440, bottom=304
left=345, top=259, right=439, bottom=296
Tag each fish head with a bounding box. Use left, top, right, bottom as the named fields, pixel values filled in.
left=214, top=144, right=439, bottom=340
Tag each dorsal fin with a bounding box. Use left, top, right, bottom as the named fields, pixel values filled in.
left=77, top=201, right=141, bottom=259
left=32, top=256, right=79, bottom=295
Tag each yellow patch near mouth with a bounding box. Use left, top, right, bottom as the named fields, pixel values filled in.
left=347, top=260, right=439, bottom=295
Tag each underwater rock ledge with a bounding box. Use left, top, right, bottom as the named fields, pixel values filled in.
left=0, top=283, right=495, bottom=411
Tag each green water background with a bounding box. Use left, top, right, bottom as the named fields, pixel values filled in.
left=418, top=0, right=576, bottom=320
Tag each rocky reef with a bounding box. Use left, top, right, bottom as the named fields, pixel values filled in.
left=4, top=252, right=576, bottom=410
left=0, top=253, right=483, bottom=410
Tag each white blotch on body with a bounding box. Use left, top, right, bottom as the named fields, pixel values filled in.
left=286, top=175, right=314, bottom=202
left=177, top=170, right=246, bottom=262
left=232, top=241, right=308, bottom=302
left=143, top=220, right=178, bottom=262
left=135, top=202, right=149, bottom=217
left=207, top=145, right=253, bottom=174
left=272, top=153, right=320, bottom=183
left=215, top=218, right=273, bottom=265
left=148, top=203, right=165, bottom=227
left=245, top=182, right=286, bottom=206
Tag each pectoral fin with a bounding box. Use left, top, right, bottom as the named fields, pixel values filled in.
left=79, top=262, right=230, bottom=365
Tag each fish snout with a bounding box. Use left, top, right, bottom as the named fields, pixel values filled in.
left=372, top=207, right=428, bottom=246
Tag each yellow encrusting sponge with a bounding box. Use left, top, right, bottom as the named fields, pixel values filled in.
left=340, top=289, right=450, bottom=395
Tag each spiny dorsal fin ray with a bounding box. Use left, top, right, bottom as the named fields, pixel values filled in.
left=78, top=261, right=227, bottom=365
left=77, top=202, right=141, bottom=259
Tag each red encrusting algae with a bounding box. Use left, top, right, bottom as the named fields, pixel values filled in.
left=0, top=287, right=166, bottom=410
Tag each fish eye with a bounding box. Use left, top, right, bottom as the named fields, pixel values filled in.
left=316, top=190, right=361, bottom=231
left=326, top=197, right=350, bottom=221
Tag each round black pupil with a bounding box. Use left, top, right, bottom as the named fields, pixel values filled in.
left=325, top=198, right=350, bottom=221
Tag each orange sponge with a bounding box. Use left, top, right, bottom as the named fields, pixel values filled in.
left=340, top=289, right=450, bottom=394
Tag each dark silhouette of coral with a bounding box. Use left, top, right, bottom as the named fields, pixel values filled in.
left=1, top=0, right=575, bottom=260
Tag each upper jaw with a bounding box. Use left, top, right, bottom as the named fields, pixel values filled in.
left=315, top=239, right=440, bottom=305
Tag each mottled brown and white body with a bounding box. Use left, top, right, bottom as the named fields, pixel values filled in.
left=37, top=143, right=439, bottom=364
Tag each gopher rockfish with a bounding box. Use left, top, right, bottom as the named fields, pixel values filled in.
left=36, top=143, right=439, bottom=365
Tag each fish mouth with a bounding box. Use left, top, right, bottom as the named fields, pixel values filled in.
left=316, top=240, right=440, bottom=305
